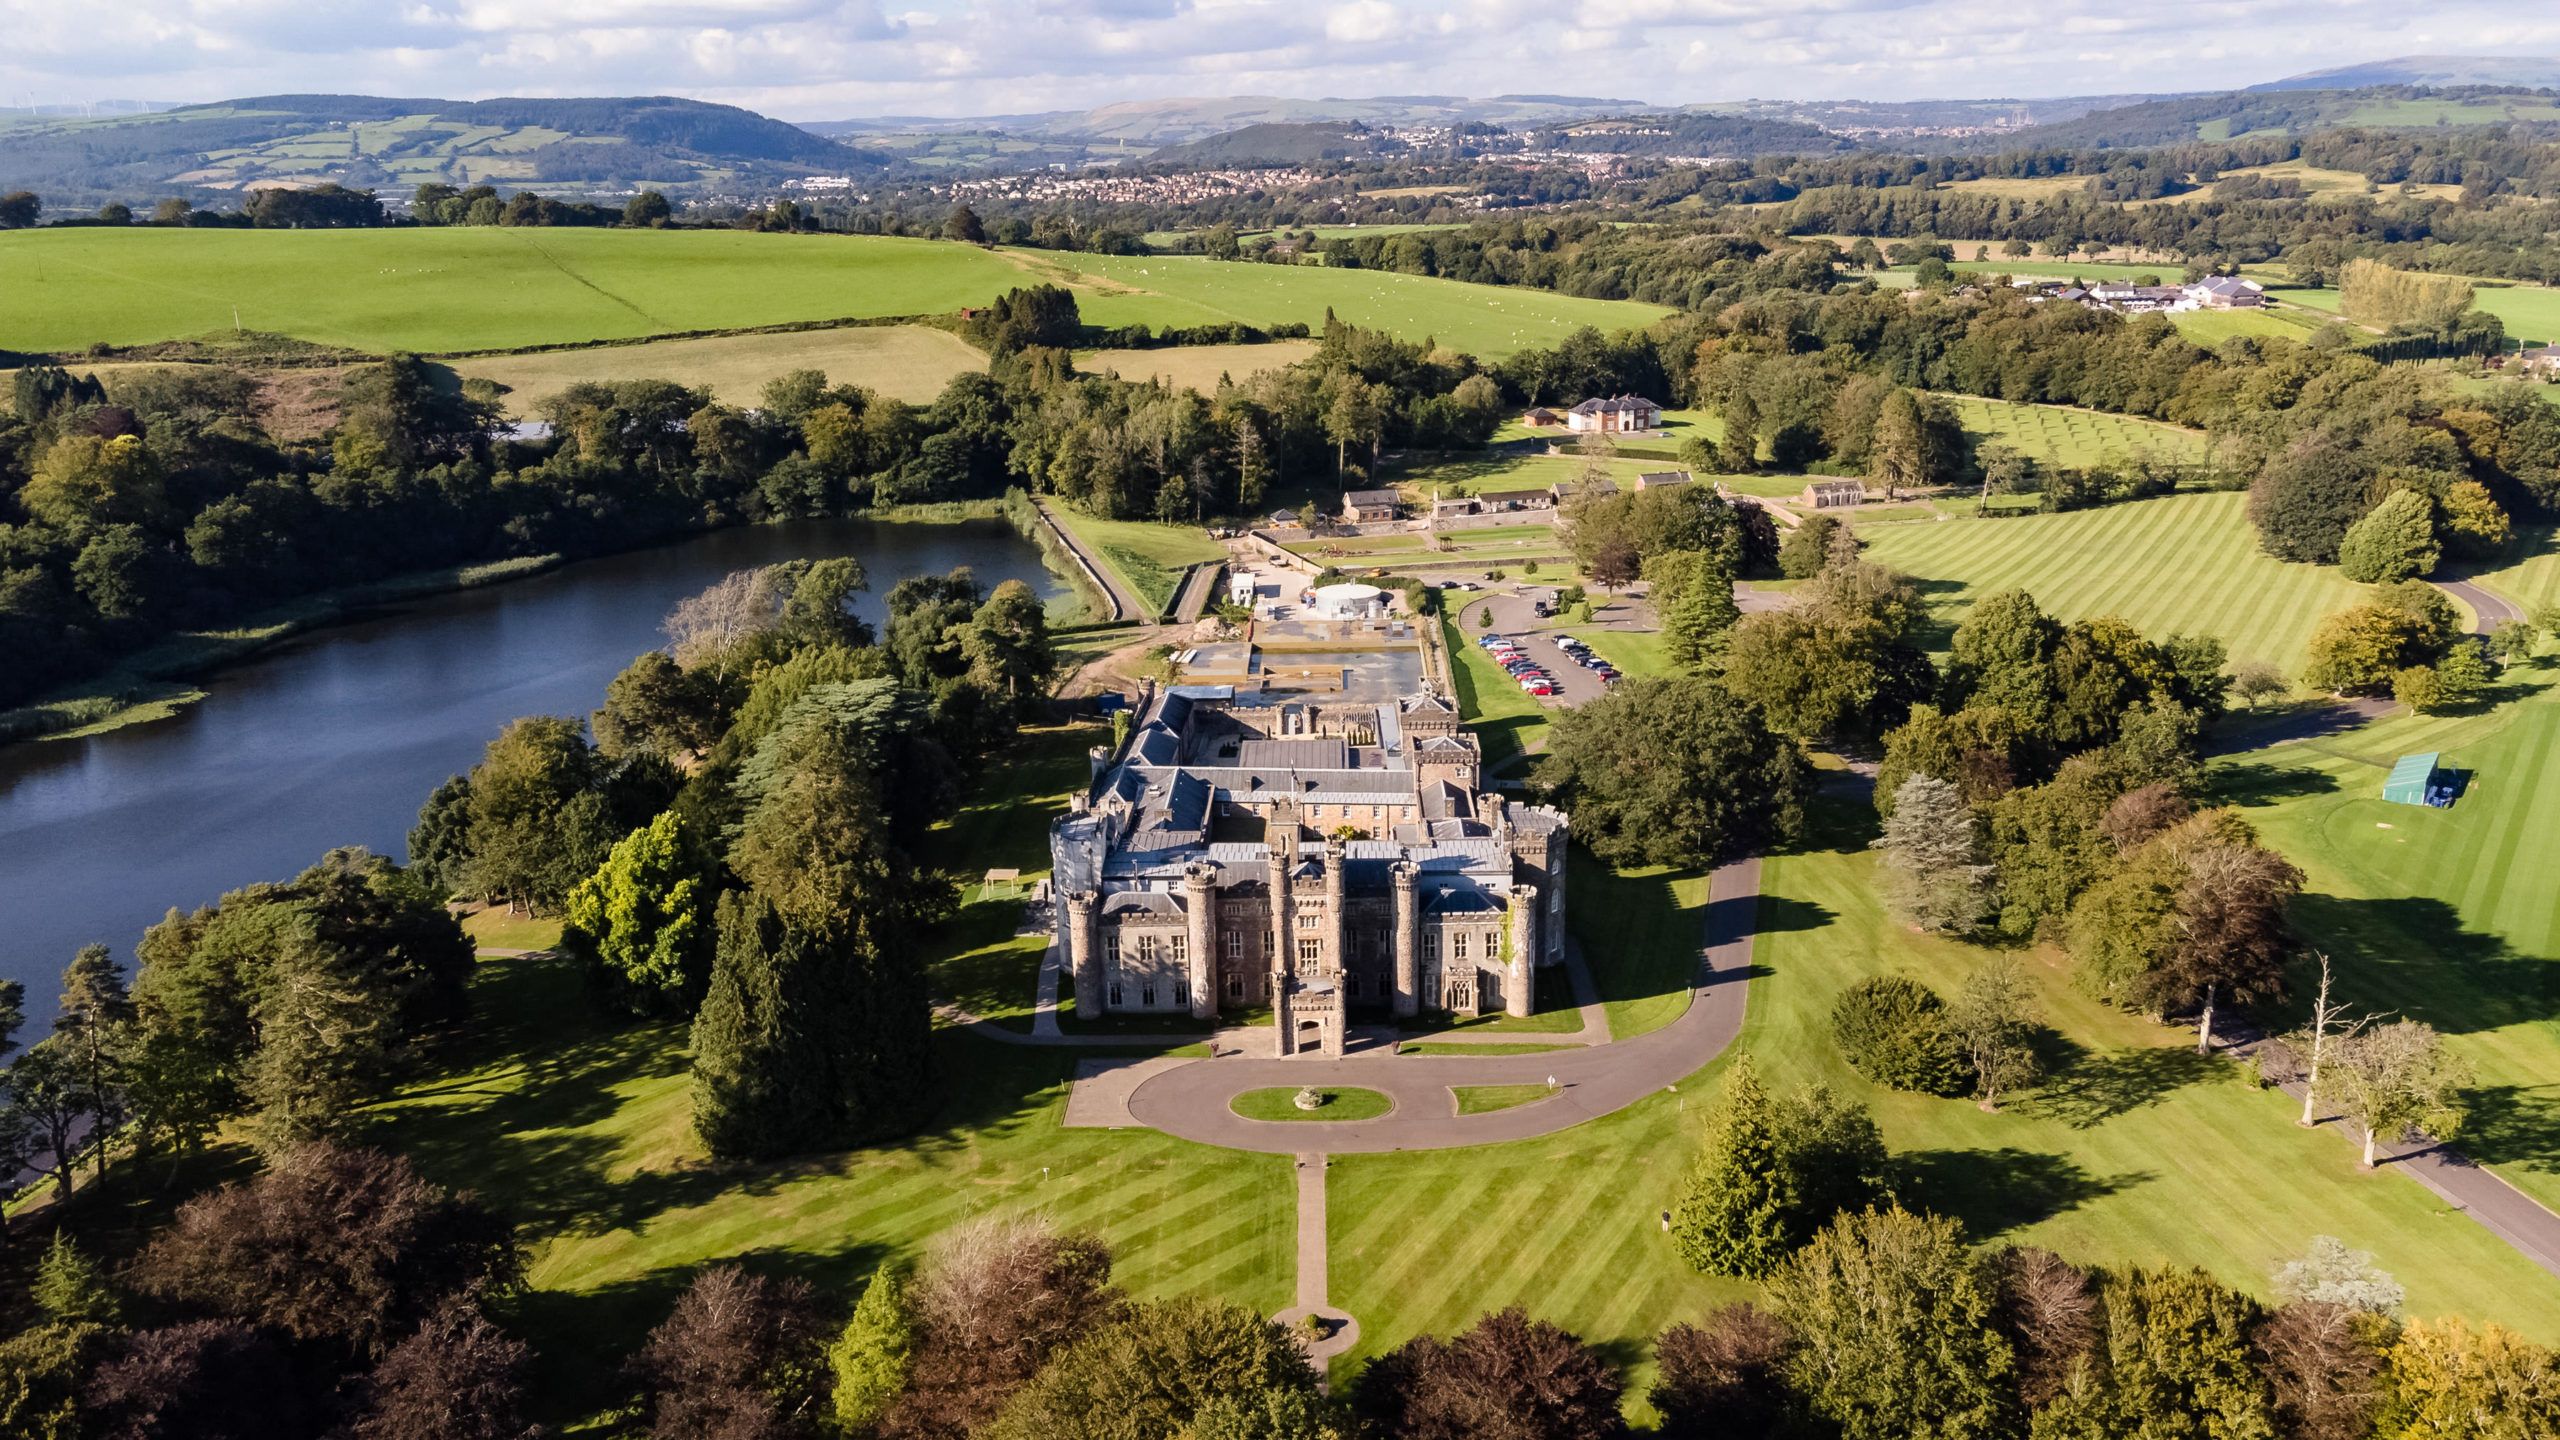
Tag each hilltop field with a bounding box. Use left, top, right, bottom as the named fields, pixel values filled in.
left=0, top=226, right=1669, bottom=360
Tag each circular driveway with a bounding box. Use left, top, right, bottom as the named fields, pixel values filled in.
left=1126, top=859, right=1760, bottom=1154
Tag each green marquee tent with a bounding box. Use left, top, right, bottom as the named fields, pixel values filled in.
left=2383, top=752, right=2442, bottom=806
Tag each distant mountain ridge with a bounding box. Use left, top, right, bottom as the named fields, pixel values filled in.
left=2254, top=56, right=2560, bottom=91
left=0, top=93, right=878, bottom=207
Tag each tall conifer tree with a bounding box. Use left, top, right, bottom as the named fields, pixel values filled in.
left=1672, top=1056, right=1791, bottom=1278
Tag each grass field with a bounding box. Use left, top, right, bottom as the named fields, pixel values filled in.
left=2208, top=673, right=2560, bottom=1223
left=2171, top=307, right=2329, bottom=346
left=2473, top=524, right=2560, bottom=617
left=922, top=725, right=1106, bottom=1032
left=461, top=908, right=564, bottom=953
left=1043, top=509, right=1227, bottom=612
left=1443, top=611, right=1553, bottom=769
left=0, top=228, right=1043, bottom=354
left=1858, top=491, right=2366, bottom=676
left=1454, top=1085, right=1557, bottom=1116
left=1945, top=396, right=2210, bottom=466
left=1077, top=340, right=1315, bottom=391
left=1021, top=251, right=1676, bottom=360
left=373, top=965, right=1288, bottom=1422
left=1560, top=627, right=1670, bottom=679
left=1232, top=1087, right=1395, bottom=1121
left=1335, top=796, right=2560, bottom=1412
left=452, top=325, right=985, bottom=415
left=2274, top=280, right=2560, bottom=348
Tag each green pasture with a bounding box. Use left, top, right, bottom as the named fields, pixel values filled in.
left=1026, top=251, right=1676, bottom=360
left=0, top=227, right=1039, bottom=354
left=1944, top=396, right=2209, bottom=467
left=2211, top=675, right=2560, bottom=1222
left=1560, top=627, right=1670, bottom=679
left=921, top=724, right=1106, bottom=1032
left=1857, top=491, right=2365, bottom=676
left=1740, top=801, right=2560, bottom=1337
left=460, top=908, right=564, bottom=954
left=1232, top=1087, right=1396, bottom=1122
left=2274, top=281, right=2560, bottom=348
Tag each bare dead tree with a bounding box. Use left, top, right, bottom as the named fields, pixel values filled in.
left=2291, top=953, right=2381, bottom=1130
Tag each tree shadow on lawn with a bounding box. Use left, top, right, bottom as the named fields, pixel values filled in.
left=1897, top=1147, right=2153, bottom=1241
left=2019, top=1039, right=2225, bottom=1131
left=2205, top=760, right=2342, bottom=807
left=505, top=1239, right=896, bottom=1426
left=2445, top=1084, right=2560, bottom=1180
left=2294, top=895, right=2560, bottom=1039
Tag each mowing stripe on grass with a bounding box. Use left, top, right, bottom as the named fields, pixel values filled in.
left=1859, top=491, right=2364, bottom=674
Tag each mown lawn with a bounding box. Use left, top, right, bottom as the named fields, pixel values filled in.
left=2209, top=669, right=2560, bottom=1222
left=1857, top=490, right=2366, bottom=675
left=1332, top=792, right=2560, bottom=1422
left=1942, top=396, right=2209, bottom=466
left=922, top=723, right=1108, bottom=1029
left=371, top=964, right=1287, bottom=1424
left=1042, top=509, right=1226, bottom=613
left=1441, top=612, right=1552, bottom=770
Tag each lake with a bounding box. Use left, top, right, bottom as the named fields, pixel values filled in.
left=0, top=517, right=1068, bottom=1022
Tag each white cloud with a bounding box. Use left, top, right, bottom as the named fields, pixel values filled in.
left=0, top=0, right=2557, bottom=119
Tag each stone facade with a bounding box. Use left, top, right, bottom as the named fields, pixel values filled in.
left=1052, top=688, right=1569, bottom=1044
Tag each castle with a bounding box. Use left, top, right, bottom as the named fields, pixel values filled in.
left=1050, top=685, right=1569, bottom=1055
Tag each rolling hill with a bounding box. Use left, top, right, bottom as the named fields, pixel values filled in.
left=0, top=94, right=881, bottom=207
left=2254, top=56, right=2560, bottom=91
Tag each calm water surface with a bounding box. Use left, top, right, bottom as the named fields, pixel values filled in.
left=0, top=518, right=1065, bottom=1021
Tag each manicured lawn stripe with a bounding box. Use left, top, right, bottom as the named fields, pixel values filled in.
left=1859, top=491, right=2364, bottom=674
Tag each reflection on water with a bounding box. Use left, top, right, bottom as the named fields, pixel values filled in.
left=0, top=518, right=1064, bottom=1020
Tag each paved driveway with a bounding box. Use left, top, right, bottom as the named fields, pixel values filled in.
left=1122, top=859, right=1760, bottom=1154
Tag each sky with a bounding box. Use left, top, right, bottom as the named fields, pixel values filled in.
left=3, top=0, right=2559, bottom=121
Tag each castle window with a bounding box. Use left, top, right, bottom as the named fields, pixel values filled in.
left=1299, top=937, right=1321, bottom=963
left=1136, top=933, right=1158, bottom=964
left=1104, top=931, right=1121, bottom=965
left=1485, top=930, right=1500, bottom=958
left=1174, top=981, right=1189, bottom=1008
left=1423, top=932, right=1440, bottom=963
left=1227, top=975, right=1245, bottom=1000
left=1109, top=982, right=1124, bottom=1006
left=1452, top=932, right=1469, bottom=962
left=1424, top=975, right=1440, bottom=1006
left=1225, top=931, right=1243, bottom=960
left=1347, top=974, right=1362, bottom=998
left=1450, top=981, right=1474, bottom=1010
left=1170, top=934, right=1187, bottom=965
left=1141, top=984, right=1156, bottom=1007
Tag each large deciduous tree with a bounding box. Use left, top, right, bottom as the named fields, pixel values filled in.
left=2336, top=489, right=2439, bottom=583
left=626, top=1267, right=832, bottom=1440
left=1651, top=1304, right=1795, bottom=1440
left=563, top=811, right=714, bottom=1018
left=1353, top=1306, right=1628, bottom=1440
left=130, top=1142, right=521, bottom=1362
left=885, top=1216, right=1120, bottom=1439
left=980, top=1296, right=1327, bottom=1440
left=2328, top=1019, right=2471, bottom=1168
left=1533, top=675, right=1808, bottom=868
